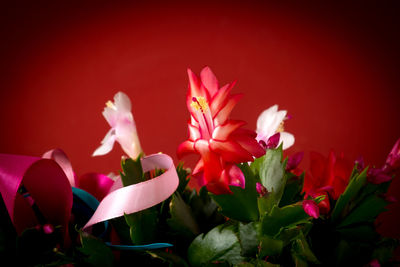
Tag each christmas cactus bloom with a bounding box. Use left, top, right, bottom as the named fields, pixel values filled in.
left=383, top=138, right=400, bottom=174
left=177, top=67, right=264, bottom=194
left=256, top=105, right=294, bottom=150
left=93, top=92, right=143, bottom=159
left=303, top=150, right=352, bottom=214
left=302, top=199, right=320, bottom=219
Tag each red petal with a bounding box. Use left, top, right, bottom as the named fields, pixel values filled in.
left=212, top=120, right=246, bottom=141
left=233, top=134, right=265, bottom=159
left=209, top=139, right=253, bottom=163
left=205, top=176, right=232, bottom=195
left=309, top=151, right=327, bottom=187
left=177, top=140, right=195, bottom=158
left=193, top=159, right=204, bottom=174
left=214, top=94, right=243, bottom=126
left=200, top=66, right=219, bottom=97
left=188, top=123, right=201, bottom=141
left=186, top=69, right=211, bottom=113
left=210, top=83, right=233, bottom=116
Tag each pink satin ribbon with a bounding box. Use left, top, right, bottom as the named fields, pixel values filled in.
left=0, top=150, right=179, bottom=236
left=83, top=153, right=179, bottom=229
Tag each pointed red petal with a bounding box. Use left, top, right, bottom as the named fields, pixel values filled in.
left=210, top=82, right=235, bottom=116
left=186, top=69, right=211, bottom=113
left=212, top=120, right=246, bottom=141
left=177, top=140, right=195, bottom=158
left=200, top=66, right=219, bottom=97
left=233, top=134, right=265, bottom=159
left=193, top=159, right=204, bottom=174
left=209, top=139, right=253, bottom=163
left=214, top=94, right=243, bottom=126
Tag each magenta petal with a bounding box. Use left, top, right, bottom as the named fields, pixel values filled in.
left=266, top=132, right=280, bottom=149
left=367, top=168, right=392, bottom=184
left=302, top=200, right=320, bottom=219
left=79, top=173, right=114, bottom=201
left=226, top=164, right=245, bottom=188
left=286, top=151, right=304, bottom=171
left=256, top=182, right=268, bottom=197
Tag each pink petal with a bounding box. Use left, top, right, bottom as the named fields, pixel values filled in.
left=113, top=92, right=132, bottom=114
left=188, top=123, right=201, bottom=141
left=79, top=173, right=114, bottom=201
left=302, top=200, right=320, bottom=219
left=43, top=224, right=55, bottom=234
left=209, top=139, right=253, bottom=163
left=92, top=129, right=116, bottom=157
left=256, top=182, right=268, bottom=196
left=266, top=132, right=280, bottom=149
left=214, top=94, right=243, bottom=126
left=286, top=151, right=304, bottom=171
left=212, top=120, right=246, bottom=141
left=200, top=66, right=219, bottom=97
left=177, top=140, right=195, bottom=158
left=115, top=121, right=142, bottom=159
left=225, top=164, right=245, bottom=189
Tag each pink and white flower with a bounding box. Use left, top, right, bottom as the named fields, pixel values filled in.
left=93, top=92, right=142, bottom=159
left=256, top=105, right=294, bottom=150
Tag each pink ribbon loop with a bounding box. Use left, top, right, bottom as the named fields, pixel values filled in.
left=83, top=153, right=179, bottom=229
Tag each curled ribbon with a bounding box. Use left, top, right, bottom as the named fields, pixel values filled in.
left=83, top=153, right=179, bottom=229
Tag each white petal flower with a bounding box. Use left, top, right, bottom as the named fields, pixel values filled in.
left=256, top=105, right=294, bottom=150
left=93, top=92, right=142, bottom=158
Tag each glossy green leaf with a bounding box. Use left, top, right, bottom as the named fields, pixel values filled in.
left=211, top=163, right=259, bottom=222
left=291, top=231, right=319, bottom=264
left=279, top=172, right=304, bottom=207
left=238, top=222, right=260, bottom=256
left=167, top=192, right=200, bottom=238
left=259, top=146, right=286, bottom=206
left=331, top=167, right=368, bottom=223
left=120, top=154, right=144, bottom=187
left=188, top=224, right=245, bottom=267
left=176, top=162, right=191, bottom=194
left=338, top=194, right=388, bottom=228
left=258, top=235, right=283, bottom=257
left=261, top=204, right=310, bottom=237
left=79, top=232, right=114, bottom=267
left=124, top=207, right=158, bottom=244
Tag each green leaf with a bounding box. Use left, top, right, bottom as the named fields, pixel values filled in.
left=258, top=235, right=283, bottom=257
left=188, top=224, right=245, bottom=267
left=261, top=205, right=310, bottom=237
left=236, top=260, right=280, bottom=267
left=291, top=231, right=319, bottom=264
left=372, top=238, right=400, bottom=263
left=331, top=168, right=368, bottom=223
left=176, top=162, right=191, bottom=194
left=124, top=207, right=158, bottom=244
left=79, top=232, right=114, bottom=267
left=278, top=222, right=312, bottom=246
left=336, top=224, right=378, bottom=242
left=259, top=146, right=286, bottom=206
left=120, top=154, right=145, bottom=187
left=147, top=250, right=189, bottom=267
left=337, top=194, right=388, bottom=228
left=279, top=172, right=304, bottom=207
left=211, top=163, right=259, bottom=222
left=238, top=222, right=260, bottom=256
left=167, top=192, right=200, bottom=238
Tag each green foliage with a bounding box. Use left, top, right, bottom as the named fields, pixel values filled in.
left=167, top=192, right=200, bottom=238
left=261, top=205, right=310, bottom=237
left=124, top=207, right=158, bottom=245
left=120, top=154, right=145, bottom=187
left=79, top=232, right=114, bottom=267
left=210, top=163, right=259, bottom=222
left=256, top=146, right=287, bottom=207
left=188, top=224, right=245, bottom=267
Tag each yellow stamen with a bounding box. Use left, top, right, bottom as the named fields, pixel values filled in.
left=190, top=96, right=209, bottom=113
left=106, top=100, right=117, bottom=110
left=276, top=121, right=285, bottom=133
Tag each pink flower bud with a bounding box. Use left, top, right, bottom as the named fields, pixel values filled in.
left=256, top=182, right=268, bottom=197
left=43, top=224, right=54, bottom=234
left=302, top=200, right=320, bottom=219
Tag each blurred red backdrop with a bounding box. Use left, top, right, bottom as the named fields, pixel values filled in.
left=1, top=0, right=399, bottom=244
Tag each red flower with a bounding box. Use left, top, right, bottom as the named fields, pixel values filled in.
left=303, top=150, right=352, bottom=214
left=177, top=67, right=264, bottom=194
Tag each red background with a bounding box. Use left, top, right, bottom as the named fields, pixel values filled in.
left=1, top=0, right=399, bottom=245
